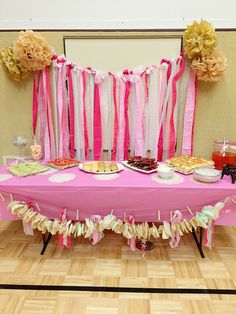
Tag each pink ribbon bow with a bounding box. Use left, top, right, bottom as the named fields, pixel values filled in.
left=169, top=210, right=183, bottom=248
left=127, top=215, right=136, bottom=252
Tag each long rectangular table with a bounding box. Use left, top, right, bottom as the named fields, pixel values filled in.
left=0, top=164, right=236, bottom=225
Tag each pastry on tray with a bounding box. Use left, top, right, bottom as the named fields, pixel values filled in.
left=82, top=161, right=119, bottom=173
left=126, top=156, right=158, bottom=171
left=165, top=155, right=214, bottom=174
left=46, top=158, right=80, bottom=169
left=7, top=162, right=48, bottom=177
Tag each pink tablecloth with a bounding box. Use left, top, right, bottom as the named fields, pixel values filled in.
left=0, top=165, right=236, bottom=225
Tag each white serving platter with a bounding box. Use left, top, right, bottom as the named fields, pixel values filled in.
left=79, top=162, right=124, bottom=174
left=122, top=160, right=157, bottom=174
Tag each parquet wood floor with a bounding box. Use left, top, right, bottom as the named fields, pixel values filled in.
left=0, top=221, right=236, bottom=313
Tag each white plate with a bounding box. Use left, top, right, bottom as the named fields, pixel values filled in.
left=122, top=160, right=157, bottom=174
left=79, top=162, right=124, bottom=174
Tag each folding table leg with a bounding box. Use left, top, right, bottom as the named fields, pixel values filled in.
left=192, top=227, right=205, bottom=258
left=40, top=233, right=52, bottom=255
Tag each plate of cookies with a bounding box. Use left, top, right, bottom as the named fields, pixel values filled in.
left=79, top=161, right=124, bottom=174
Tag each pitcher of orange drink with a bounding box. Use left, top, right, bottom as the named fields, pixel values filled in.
left=212, top=139, right=236, bottom=170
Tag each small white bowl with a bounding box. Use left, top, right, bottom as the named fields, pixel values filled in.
left=193, top=167, right=222, bottom=183
left=157, top=165, right=175, bottom=179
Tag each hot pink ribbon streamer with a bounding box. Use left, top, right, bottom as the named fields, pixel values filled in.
left=168, top=56, right=186, bottom=158
left=112, top=76, right=119, bottom=160
left=32, top=71, right=40, bottom=137
left=82, top=71, right=89, bottom=158
left=93, top=83, right=102, bottom=160
left=169, top=210, right=183, bottom=248
left=124, top=80, right=131, bottom=160
left=182, top=70, right=197, bottom=155
left=67, top=64, right=75, bottom=159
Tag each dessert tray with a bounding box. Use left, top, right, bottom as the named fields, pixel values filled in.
left=165, top=155, right=215, bottom=175
left=79, top=161, right=124, bottom=174
left=122, top=156, right=158, bottom=174
left=46, top=158, right=80, bottom=169
left=7, top=162, right=48, bottom=177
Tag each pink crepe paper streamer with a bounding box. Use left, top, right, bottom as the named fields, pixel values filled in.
left=112, top=76, right=119, bottom=160
left=93, top=83, right=102, bottom=160
left=182, top=70, right=197, bottom=155
left=169, top=210, right=183, bottom=248
left=124, top=80, right=131, bottom=160
left=168, top=56, right=186, bottom=158
left=134, top=78, right=144, bottom=156
left=82, top=71, right=89, bottom=158
left=66, top=64, right=75, bottom=159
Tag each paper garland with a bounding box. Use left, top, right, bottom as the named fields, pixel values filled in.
left=9, top=200, right=224, bottom=248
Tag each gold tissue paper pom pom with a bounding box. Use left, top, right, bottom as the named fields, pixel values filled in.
left=184, top=19, right=217, bottom=60
left=191, top=49, right=227, bottom=82
left=0, top=47, right=30, bottom=81
left=13, top=30, right=52, bottom=71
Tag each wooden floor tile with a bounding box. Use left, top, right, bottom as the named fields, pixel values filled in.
left=198, top=261, right=230, bottom=278
left=150, top=299, right=183, bottom=313
left=173, top=261, right=201, bottom=279
left=94, top=259, right=121, bottom=277
left=147, top=261, right=175, bottom=278
left=118, top=298, right=150, bottom=314
left=38, top=259, right=71, bottom=276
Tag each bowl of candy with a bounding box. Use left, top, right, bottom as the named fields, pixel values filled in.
left=193, top=167, right=222, bottom=183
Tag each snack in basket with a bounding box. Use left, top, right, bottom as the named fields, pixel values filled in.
left=7, top=162, right=48, bottom=177
left=82, top=161, right=119, bottom=173
left=165, top=155, right=214, bottom=174
left=127, top=156, right=158, bottom=171
left=46, top=158, right=79, bottom=169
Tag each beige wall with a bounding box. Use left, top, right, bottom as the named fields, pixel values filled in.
left=0, top=31, right=235, bottom=164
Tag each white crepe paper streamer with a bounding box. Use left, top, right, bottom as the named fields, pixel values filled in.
left=72, top=68, right=81, bottom=160
left=147, top=69, right=159, bottom=158
left=48, top=173, right=76, bottom=183
left=100, top=77, right=110, bottom=159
